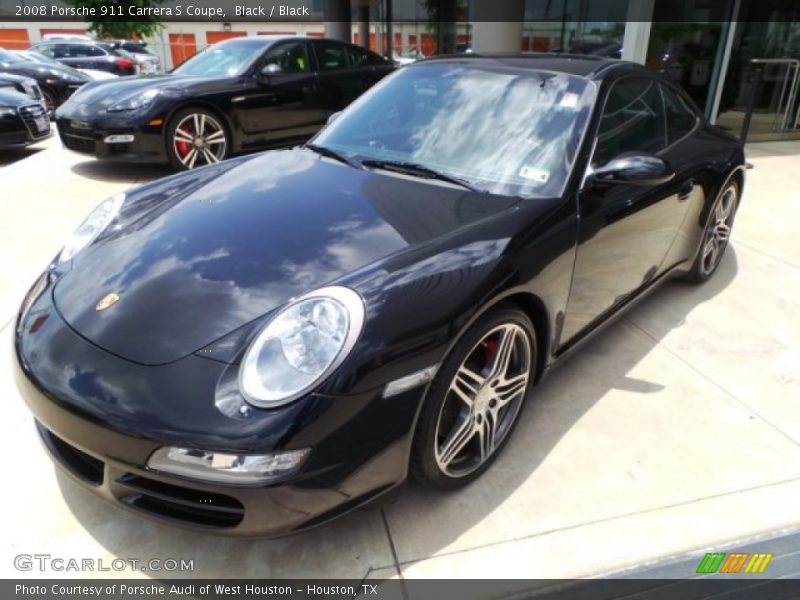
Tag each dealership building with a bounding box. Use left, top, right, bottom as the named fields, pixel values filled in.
left=1, top=0, right=799, bottom=141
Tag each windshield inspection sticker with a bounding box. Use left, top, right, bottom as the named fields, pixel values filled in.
left=560, top=92, right=579, bottom=108
left=519, top=165, right=550, bottom=184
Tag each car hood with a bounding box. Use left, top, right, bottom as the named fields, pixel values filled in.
left=67, top=74, right=219, bottom=110
left=53, top=148, right=520, bottom=365
left=1, top=61, right=89, bottom=83
left=0, top=86, right=31, bottom=105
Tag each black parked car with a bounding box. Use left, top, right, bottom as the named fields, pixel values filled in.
left=0, top=47, right=90, bottom=113
left=54, top=36, right=395, bottom=170
left=0, top=86, right=50, bottom=149
left=28, top=40, right=137, bottom=76
left=15, top=55, right=744, bottom=536
left=0, top=72, right=45, bottom=107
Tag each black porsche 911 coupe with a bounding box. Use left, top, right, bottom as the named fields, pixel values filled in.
left=54, top=35, right=395, bottom=170
left=15, top=54, right=745, bottom=536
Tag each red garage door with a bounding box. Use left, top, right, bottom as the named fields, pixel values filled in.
left=169, top=33, right=197, bottom=68
left=0, top=28, right=30, bottom=49
left=206, top=31, right=247, bottom=45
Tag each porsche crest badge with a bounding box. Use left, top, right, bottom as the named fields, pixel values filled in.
left=95, top=293, right=120, bottom=311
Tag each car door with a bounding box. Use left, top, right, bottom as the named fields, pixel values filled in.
left=231, top=40, right=321, bottom=144
left=562, top=75, right=691, bottom=343
left=345, top=44, right=382, bottom=93
left=312, top=40, right=366, bottom=116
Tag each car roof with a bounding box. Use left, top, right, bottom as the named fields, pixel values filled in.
left=417, top=52, right=647, bottom=80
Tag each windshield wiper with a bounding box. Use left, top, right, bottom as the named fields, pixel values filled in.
left=361, top=159, right=483, bottom=192
left=305, top=143, right=362, bottom=169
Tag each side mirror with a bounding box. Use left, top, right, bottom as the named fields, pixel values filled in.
left=326, top=111, right=342, bottom=126
left=589, top=154, right=675, bottom=186
left=257, top=63, right=283, bottom=83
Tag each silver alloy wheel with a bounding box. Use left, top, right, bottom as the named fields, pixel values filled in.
left=700, top=184, right=737, bottom=276
left=172, top=112, right=227, bottom=169
left=434, top=323, right=532, bottom=478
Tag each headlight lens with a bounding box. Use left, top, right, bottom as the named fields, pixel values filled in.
left=107, top=88, right=159, bottom=112
left=0, top=105, right=15, bottom=117
left=58, top=193, right=124, bottom=263
left=239, top=286, right=365, bottom=407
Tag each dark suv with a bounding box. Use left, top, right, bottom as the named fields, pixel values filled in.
left=28, top=41, right=136, bottom=76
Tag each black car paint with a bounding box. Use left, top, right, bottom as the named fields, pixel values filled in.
left=0, top=86, right=50, bottom=148
left=0, top=50, right=90, bottom=109
left=54, top=36, right=395, bottom=164
left=15, top=56, right=745, bottom=536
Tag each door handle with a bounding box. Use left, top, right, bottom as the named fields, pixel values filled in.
left=678, top=179, right=694, bottom=201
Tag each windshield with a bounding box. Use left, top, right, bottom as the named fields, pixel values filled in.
left=173, top=39, right=266, bottom=77
left=313, top=63, right=595, bottom=198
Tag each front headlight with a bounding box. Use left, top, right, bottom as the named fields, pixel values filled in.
left=107, top=88, right=159, bottom=112
left=0, top=105, right=15, bottom=117
left=239, top=286, right=365, bottom=407
left=58, top=192, right=124, bottom=263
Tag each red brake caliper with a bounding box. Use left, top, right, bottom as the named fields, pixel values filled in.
left=176, top=124, right=192, bottom=158
left=483, top=338, right=497, bottom=366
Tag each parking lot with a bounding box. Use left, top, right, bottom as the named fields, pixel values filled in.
left=0, top=135, right=798, bottom=580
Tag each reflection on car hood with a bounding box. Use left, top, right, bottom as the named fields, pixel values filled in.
left=66, top=73, right=223, bottom=110
left=53, top=148, right=520, bottom=365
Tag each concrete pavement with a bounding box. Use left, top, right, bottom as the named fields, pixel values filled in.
left=0, top=135, right=798, bottom=582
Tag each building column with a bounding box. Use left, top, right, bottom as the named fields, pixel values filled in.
left=470, top=0, right=524, bottom=53
left=357, top=4, right=370, bottom=49
left=324, top=0, right=352, bottom=43
left=621, top=0, right=654, bottom=65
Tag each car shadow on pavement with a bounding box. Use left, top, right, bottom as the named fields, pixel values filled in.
left=54, top=247, right=739, bottom=578
left=71, top=160, right=173, bottom=184
left=0, top=146, right=44, bottom=168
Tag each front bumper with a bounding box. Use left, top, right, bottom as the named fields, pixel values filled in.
left=0, top=106, right=51, bottom=148
left=14, top=285, right=423, bottom=536
left=55, top=109, right=166, bottom=163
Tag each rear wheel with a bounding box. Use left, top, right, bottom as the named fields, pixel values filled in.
left=166, top=108, right=229, bottom=171
left=411, top=305, right=536, bottom=489
left=686, top=180, right=739, bottom=283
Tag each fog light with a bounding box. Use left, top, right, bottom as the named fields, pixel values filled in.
left=147, top=447, right=310, bottom=485
left=104, top=134, right=134, bottom=143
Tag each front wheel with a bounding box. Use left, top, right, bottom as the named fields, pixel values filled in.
left=686, top=180, right=739, bottom=283
left=166, top=108, right=229, bottom=171
left=410, top=305, right=536, bottom=489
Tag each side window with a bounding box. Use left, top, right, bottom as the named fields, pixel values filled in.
left=66, top=44, right=104, bottom=58
left=594, top=77, right=667, bottom=166
left=261, top=42, right=311, bottom=73
left=34, top=44, right=56, bottom=59
left=346, top=45, right=370, bottom=67
left=314, top=41, right=349, bottom=71
left=661, top=85, right=698, bottom=144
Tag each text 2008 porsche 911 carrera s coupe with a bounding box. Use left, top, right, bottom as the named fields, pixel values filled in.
left=15, top=54, right=745, bottom=536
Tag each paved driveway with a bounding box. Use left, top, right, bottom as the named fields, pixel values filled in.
left=0, top=137, right=798, bottom=580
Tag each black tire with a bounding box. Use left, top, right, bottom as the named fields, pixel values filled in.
left=410, top=304, right=537, bottom=490
left=165, top=107, right=229, bottom=171
left=685, top=179, right=740, bottom=284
